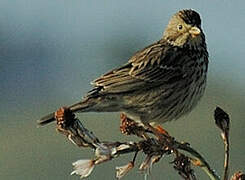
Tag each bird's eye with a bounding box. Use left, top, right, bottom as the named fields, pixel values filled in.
left=178, top=24, right=183, bottom=30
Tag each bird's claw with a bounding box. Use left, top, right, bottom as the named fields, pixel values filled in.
left=55, top=107, right=75, bottom=129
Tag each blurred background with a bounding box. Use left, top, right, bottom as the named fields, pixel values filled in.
left=1, top=0, right=244, bottom=179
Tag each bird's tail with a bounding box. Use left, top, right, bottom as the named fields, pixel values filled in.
left=37, top=97, right=95, bottom=126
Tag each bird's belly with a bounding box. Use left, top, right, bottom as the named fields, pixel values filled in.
left=122, top=77, right=206, bottom=124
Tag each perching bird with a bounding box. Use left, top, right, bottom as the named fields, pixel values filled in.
left=38, top=9, right=209, bottom=129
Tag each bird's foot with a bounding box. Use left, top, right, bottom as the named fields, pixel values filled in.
left=55, top=107, right=75, bottom=130
left=145, top=123, right=171, bottom=143
left=155, top=125, right=170, bottom=137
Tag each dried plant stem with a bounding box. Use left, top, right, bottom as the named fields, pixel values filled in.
left=223, top=131, right=230, bottom=180
left=39, top=106, right=245, bottom=180
left=68, top=119, right=219, bottom=179
left=214, top=107, right=230, bottom=180
left=49, top=107, right=222, bottom=180
left=176, top=142, right=220, bottom=180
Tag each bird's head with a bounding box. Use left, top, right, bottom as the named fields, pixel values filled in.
left=163, top=9, right=205, bottom=49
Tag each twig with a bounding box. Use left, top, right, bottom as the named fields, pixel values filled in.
left=48, top=107, right=221, bottom=180
left=172, top=152, right=197, bottom=180
left=230, top=171, right=245, bottom=180
left=223, top=131, right=230, bottom=180
left=214, top=107, right=230, bottom=180
left=176, top=142, right=220, bottom=180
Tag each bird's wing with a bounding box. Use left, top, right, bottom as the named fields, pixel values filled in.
left=90, top=40, right=185, bottom=94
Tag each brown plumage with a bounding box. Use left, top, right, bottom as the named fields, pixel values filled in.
left=38, top=9, right=208, bottom=126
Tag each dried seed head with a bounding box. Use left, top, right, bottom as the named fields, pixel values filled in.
left=115, top=162, right=134, bottom=179
left=139, top=155, right=161, bottom=174
left=120, top=113, right=140, bottom=135
left=71, top=159, right=95, bottom=178
left=214, top=107, right=230, bottom=133
left=230, top=171, right=245, bottom=180
left=172, top=154, right=194, bottom=179
left=139, top=155, right=153, bottom=173
left=94, top=143, right=117, bottom=164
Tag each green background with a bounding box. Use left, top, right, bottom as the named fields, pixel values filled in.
left=1, top=0, right=244, bottom=179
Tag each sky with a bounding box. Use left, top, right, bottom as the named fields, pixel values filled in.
left=0, top=0, right=244, bottom=180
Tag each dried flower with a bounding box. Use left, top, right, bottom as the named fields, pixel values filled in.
left=115, top=161, right=134, bottom=179
left=94, top=143, right=117, bottom=164
left=120, top=113, right=139, bottom=135
left=95, top=143, right=111, bottom=156
left=139, top=155, right=161, bottom=174
left=139, top=155, right=152, bottom=173
left=230, top=171, right=245, bottom=180
left=71, top=159, right=95, bottom=178
left=214, top=107, right=230, bottom=133
left=172, top=154, right=196, bottom=179
left=116, top=144, right=132, bottom=151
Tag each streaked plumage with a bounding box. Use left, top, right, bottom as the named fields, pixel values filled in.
left=39, top=9, right=208, bottom=126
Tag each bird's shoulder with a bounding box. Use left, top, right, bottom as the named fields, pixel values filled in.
left=128, top=39, right=185, bottom=82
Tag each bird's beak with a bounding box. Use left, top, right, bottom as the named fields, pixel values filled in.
left=189, top=27, right=201, bottom=38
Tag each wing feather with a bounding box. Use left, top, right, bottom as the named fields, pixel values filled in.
left=90, top=40, right=185, bottom=94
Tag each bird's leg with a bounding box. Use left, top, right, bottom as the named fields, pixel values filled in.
left=144, top=123, right=171, bottom=142
left=155, top=125, right=170, bottom=137
left=120, top=113, right=150, bottom=140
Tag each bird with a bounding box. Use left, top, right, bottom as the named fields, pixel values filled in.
left=38, top=9, right=209, bottom=133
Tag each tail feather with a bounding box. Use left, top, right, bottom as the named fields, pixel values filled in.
left=38, top=112, right=55, bottom=126
left=38, top=98, right=94, bottom=126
